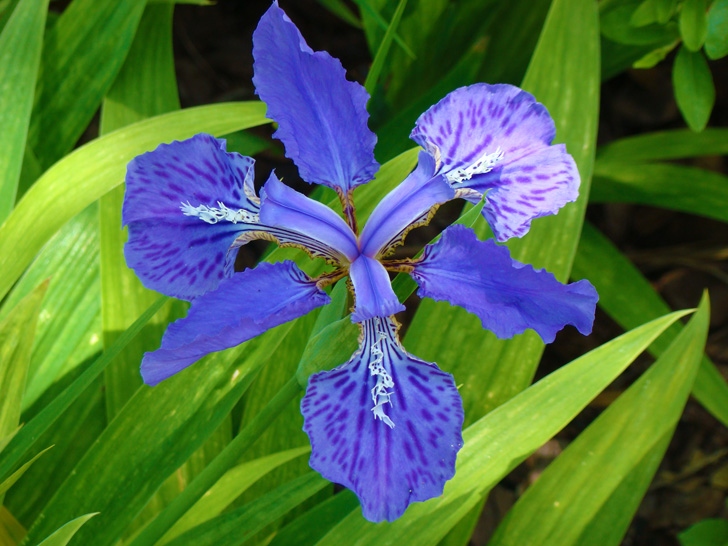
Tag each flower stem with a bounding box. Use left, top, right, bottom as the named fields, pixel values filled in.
left=128, top=376, right=302, bottom=546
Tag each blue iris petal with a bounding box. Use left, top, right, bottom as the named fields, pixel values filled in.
left=411, top=225, right=598, bottom=342
left=302, top=317, right=463, bottom=522
left=252, top=1, right=379, bottom=196
left=141, top=261, right=331, bottom=386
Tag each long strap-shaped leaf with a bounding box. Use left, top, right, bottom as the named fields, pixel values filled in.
left=0, top=101, right=269, bottom=303
left=0, top=0, right=47, bottom=223
left=572, top=221, right=728, bottom=427
left=487, top=295, right=709, bottom=546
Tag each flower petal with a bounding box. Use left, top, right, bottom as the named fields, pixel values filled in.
left=411, top=83, right=579, bottom=241
left=410, top=225, right=598, bottom=343
left=349, top=255, right=404, bottom=322
left=259, top=173, right=359, bottom=263
left=359, top=151, right=455, bottom=258
left=301, top=317, right=463, bottom=522
left=122, top=134, right=261, bottom=300
left=252, top=2, right=379, bottom=194
left=141, top=261, right=330, bottom=386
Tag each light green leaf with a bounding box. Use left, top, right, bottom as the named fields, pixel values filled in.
left=99, top=2, right=180, bottom=419
left=315, top=310, right=692, bottom=545
left=591, top=162, right=728, bottom=223
left=632, top=39, right=679, bottom=68
left=673, top=45, right=715, bottom=131
left=364, top=0, right=407, bottom=95
left=166, top=473, right=329, bottom=546
left=631, top=0, right=659, bottom=26
left=159, top=447, right=311, bottom=545
left=0, top=280, right=48, bottom=440
left=679, top=0, right=709, bottom=51
left=36, top=513, right=98, bottom=546
left=488, top=295, right=709, bottom=546
left=705, top=0, right=728, bottom=59
left=0, top=101, right=269, bottom=303
left=572, top=222, right=728, bottom=428
left=0, top=0, right=47, bottom=223
left=0, top=445, right=52, bottom=497
left=27, top=0, right=147, bottom=169
left=596, top=128, right=728, bottom=161
left=678, top=518, right=728, bottom=546
left=0, top=297, right=167, bottom=486
left=0, top=204, right=101, bottom=411
left=0, top=506, right=25, bottom=546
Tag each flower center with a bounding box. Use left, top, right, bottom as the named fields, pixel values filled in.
left=444, top=147, right=504, bottom=185
left=180, top=201, right=259, bottom=224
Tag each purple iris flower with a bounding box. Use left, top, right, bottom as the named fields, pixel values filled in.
left=121, top=1, right=598, bottom=523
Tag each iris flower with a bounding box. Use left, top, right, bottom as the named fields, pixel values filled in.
left=122, top=1, right=598, bottom=523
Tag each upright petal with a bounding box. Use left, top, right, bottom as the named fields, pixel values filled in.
left=301, top=317, right=464, bottom=522
left=349, top=255, right=405, bottom=322
left=410, top=225, right=598, bottom=343
left=359, top=151, right=455, bottom=259
left=411, top=83, right=579, bottom=241
left=259, top=173, right=359, bottom=263
left=141, top=261, right=330, bottom=386
left=252, top=2, right=379, bottom=194
left=122, top=134, right=261, bottom=300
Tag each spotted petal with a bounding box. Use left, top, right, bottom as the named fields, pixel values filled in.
left=349, top=255, right=405, bottom=322
left=122, top=134, right=260, bottom=300
left=252, top=2, right=378, bottom=195
left=411, top=83, right=579, bottom=241
left=410, top=225, right=598, bottom=342
left=359, top=151, right=454, bottom=259
left=302, top=317, right=463, bottom=522
left=141, top=261, right=330, bottom=386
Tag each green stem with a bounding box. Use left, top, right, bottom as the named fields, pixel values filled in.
left=128, top=376, right=302, bottom=546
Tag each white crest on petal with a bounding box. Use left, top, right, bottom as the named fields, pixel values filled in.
left=444, top=147, right=504, bottom=185
left=180, top=201, right=260, bottom=224
left=369, top=319, right=395, bottom=428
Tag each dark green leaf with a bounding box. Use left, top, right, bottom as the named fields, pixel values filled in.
left=596, top=128, right=728, bottom=161
left=673, top=46, right=715, bottom=131
left=678, top=518, right=728, bottom=546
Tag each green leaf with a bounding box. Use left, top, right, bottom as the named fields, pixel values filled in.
left=705, top=0, right=728, bottom=59
left=596, top=128, right=728, bottom=161
left=0, top=101, right=269, bottom=303
left=0, top=204, right=101, bottom=411
left=296, top=317, right=359, bottom=385
left=0, top=0, right=47, bottom=223
left=364, top=0, right=407, bottom=96
left=601, top=0, right=679, bottom=45
left=0, top=445, right=52, bottom=497
left=0, top=297, right=166, bottom=486
left=631, top=0, right=660, bottom=26
left=488, top=295, right=709, bottom=546
left=0, top=506, right=25, bottom=546
left=269, top=491, right=359, bottom=546
left=166, top=473, right=329, bottom=546
left=679, top=0, right=709, bottom=51
left=314, top=310, right=692, bottom=545
left=158, top=447, right=311, bottom=545
left=591, top=162, right=728, bottom=223
left=36, top=513, right=98, bottom=546
left=355, top=0, right=415, bottom=59
left=679, top=518, right=728, bottom=546
left=632, top=39, right=679, bottom=68
left=673, top=45, right=715, bottom=131
left=572, top=222, right=728, bottom=427
left=317, top=0, right=361, bottom=28
left=0, top=280, right=48, bottom=440
left=27, top=0, right=147, bottom=169
left=99, top=2, right=180, bottom=419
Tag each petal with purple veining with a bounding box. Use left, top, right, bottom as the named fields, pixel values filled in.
left=301, top=317, right=463, bottom=522
left=411, top=83, right=579, bottom=242
left=410, top=225, right=598, bottom=343
left=252, top=2, right=378, bottom=195
left=141, top=261, right=330, bottom=386
left=122, top=134, right=260, bottom=300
